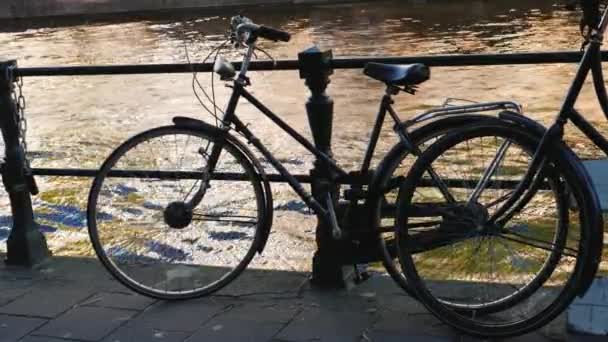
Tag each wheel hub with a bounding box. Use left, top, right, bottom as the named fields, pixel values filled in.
left=164, top=201, right=193, bottom=229
left=439, top=201, right=490, bottom=234
left=467, top=202, right=490, bottom=230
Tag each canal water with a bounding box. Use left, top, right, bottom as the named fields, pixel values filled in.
left=0, top=0, right=606, bottom=270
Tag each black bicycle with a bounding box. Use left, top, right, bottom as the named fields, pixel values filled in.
left=86, top=12, right=584, bottom=338
left=394, top=0, right=607, bottom=337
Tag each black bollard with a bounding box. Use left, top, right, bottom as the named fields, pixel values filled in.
left=298, top=46, right=346, bottom=288
left=0, top=60, right=49, bottom=266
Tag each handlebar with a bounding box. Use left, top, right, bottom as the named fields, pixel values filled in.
left=256, top=25, right=291, bottom=42
left=230, top=15, right=291, bottom=44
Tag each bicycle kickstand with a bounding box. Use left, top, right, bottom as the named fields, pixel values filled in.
left=325, top=192, right=343, bottom=240
left=353, top=263, right=371, bottom=284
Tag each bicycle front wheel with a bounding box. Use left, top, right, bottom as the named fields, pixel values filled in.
left=396, top=121, right=592, bottom=337
left=88, top=126, right=266, bottom=299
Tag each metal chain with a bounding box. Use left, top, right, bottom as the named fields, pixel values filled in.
left=8, top=66, right=30, bottom=167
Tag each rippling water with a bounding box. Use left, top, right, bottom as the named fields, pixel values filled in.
left=0, top=0, right=606, bottom=263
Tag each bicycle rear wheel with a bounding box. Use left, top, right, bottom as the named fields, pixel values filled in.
left=396, top=120, right=593, bottom=337
left=87, top=126, right=266, bottom=299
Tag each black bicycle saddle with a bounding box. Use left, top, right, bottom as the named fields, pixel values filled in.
left=363, top=63, right=430, bottom=86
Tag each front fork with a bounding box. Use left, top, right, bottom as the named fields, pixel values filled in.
left=187, top=79, right=243, bottom=210
left=185, top=142, right=223, bottom=209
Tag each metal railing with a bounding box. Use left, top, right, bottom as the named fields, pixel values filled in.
left=1, top=48, right=605, bottom=267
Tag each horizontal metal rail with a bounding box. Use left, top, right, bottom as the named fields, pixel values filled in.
left=20, top=50, right=588, bottom=189
left=31, top=167, right=542, bottom=189
left=16, top=50, right=608, bottom=77
left=32, top=168, right=317, bottom=183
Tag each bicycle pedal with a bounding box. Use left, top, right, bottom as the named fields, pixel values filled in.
left=325, top=193, right=344, bottom=240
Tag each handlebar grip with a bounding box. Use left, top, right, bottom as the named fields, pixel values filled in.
left=257, top=26, right=291, bottom=42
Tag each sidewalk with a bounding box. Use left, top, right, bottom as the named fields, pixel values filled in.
left=0, top=255, right=602, bottom=342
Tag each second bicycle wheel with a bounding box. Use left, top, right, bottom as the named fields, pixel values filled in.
left=395, top=120, right=593, bottom=337
left=88, top=125, right=266, bottom=299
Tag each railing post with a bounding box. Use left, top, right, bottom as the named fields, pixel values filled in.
left=298, top=46, right=346, bottom=288
left=0, top=60, right=49, bottom=266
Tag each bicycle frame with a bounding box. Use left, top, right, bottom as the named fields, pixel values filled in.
left=211, top=79, right=412, bottom=222
left=490, top=5, right=608, bottom=225
left=194, top=45, right=528, bottom=228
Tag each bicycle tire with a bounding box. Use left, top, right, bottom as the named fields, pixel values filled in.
left=88, top=125, right=267, bottom=300
left=396, top=120, right=594, bottom=337
left=376, top=116, right=568, bottom=316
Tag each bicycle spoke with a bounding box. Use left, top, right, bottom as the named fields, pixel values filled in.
left=497, top=233, right=577, bottom=258
left=468, top=140, right=511, bottom=204
left=484, top=191, right=513, bottom=209
left=407, top=230, right=480, bottom=254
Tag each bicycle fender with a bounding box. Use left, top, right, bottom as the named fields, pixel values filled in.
left=223, top=135, right=274, bottom=254
left=498, top=111, right=547, bottom=136
left=500, top=111, right=604, bottom=296
left=172, top=116, right=228, bottom=136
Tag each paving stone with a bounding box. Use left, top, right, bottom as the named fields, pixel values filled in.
left=214, top=269, right=308, bottom=298
left=590, top=306, right=608, bottom=335
left=214, top=300, right=300, bottom=324
left=540, top=311, right=567, bottom=340
left=570, top=277, right=608, bottom=306
left=583, top=161, right=608, bottom=211
left=0, top=287, right=30, bottom=306
left=187, top=318, right=283, bottom=342
left=276, top=307, right=373, bottom=342
left=298, top=288, right=379, bottom=313
left=81, top=292, right=156, bottom=311
left=0, top=255, right=580, bottom=342
left=372, top=310, right=454, bottom=338
left=0, top=286, right=94, bottom=318
left=0, top=265, right=39, bottom=282
left=32, top=306, right=135, bottom=341
left=567, top=334, right=608, bottom=341
left=33, top=257, right=128, bottom=293
left=0, top=314, right=46, bottom=342
left=19, top=336, right=86, bottom=342
left=375, top=292, right=427, bottom=314
left=0, top=278, right=35, bottom=306
left=0, top=278, right=35, bottom=291
left=129, top=298, right=228, bottom=332
left=568, top=305, right=593, bottom=334
left=363, top=330, right=451, bottom=342
left=35, top=257, right=117, bottom=282
left=102, top=324, right=190, bottom=342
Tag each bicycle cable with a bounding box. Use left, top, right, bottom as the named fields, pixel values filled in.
left=184, top=39, right=230, bottom=127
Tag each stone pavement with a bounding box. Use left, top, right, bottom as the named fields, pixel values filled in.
left=0, top=256, right=603, bottom=342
